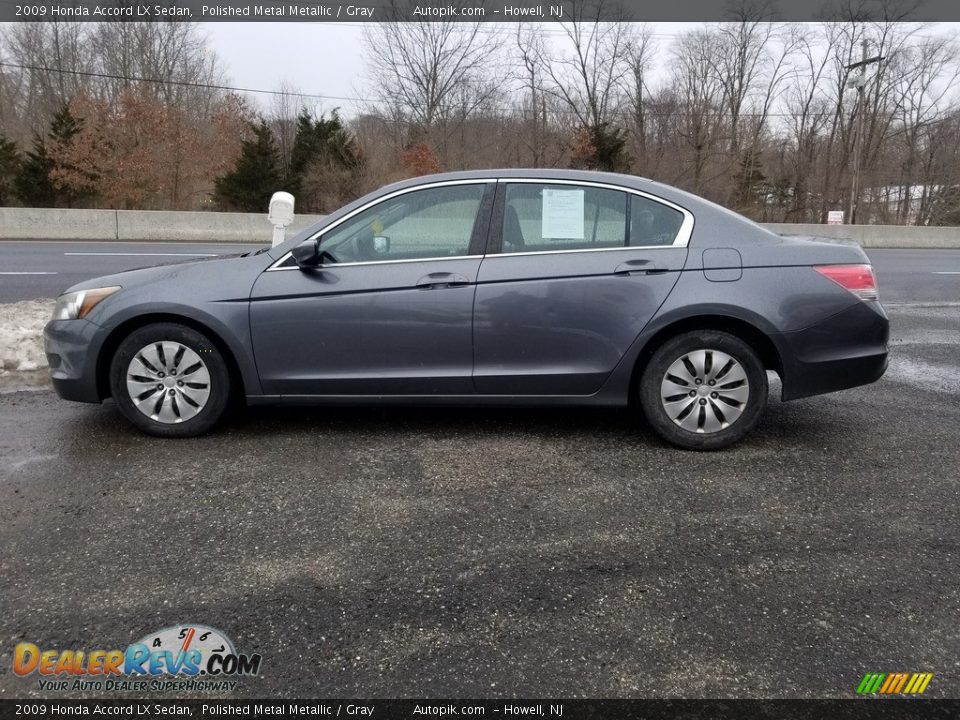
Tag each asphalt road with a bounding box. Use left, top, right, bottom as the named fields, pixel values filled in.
left=0, top=240, right=959, bottom=303
left=0, top=241, right=260, bottom=303
left=1, top=301, right=959, bottom=699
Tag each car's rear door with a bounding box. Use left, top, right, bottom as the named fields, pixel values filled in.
left=473, top=179, right=691, bottom=395
left=250, top=180, right=494, bottom=396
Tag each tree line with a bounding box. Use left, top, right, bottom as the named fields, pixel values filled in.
left=2, top=15, right=960, bottom=224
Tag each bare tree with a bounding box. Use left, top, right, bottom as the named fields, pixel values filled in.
left=515, top=23, right=547, bottom=167
left=1, top=22, right=91, bottom=140
left=625, top=25, right=657, bottom=171
left=782, top=26, right=835, bottom=220
left=363, top=11, right=504, bottom=154
left=90, top=22, right=226, bottom=117
left=886, top=34, right=959, bottom=222
left=670, top=30, right=726, bottom=193
left=267, top=81, right=308, bottom=181
left=538, top=6, right=634, bottom=130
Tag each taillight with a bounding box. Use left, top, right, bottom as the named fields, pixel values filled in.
left=814, top=264, right=878, bottom=301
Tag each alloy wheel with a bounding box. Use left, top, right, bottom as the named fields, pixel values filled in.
left=125, top=341, right=211, bottom=424
left=660, top=349, right=750, bottom=433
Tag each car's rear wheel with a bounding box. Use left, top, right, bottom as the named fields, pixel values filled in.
left=639, top=330, right=767, bottom=450
left=109, top=323, right=231, bottom=438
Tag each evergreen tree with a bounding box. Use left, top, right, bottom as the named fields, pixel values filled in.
left=49, top=104, right=83, bottom=148
left=286, top=111, right=321, bottom=199
left=14, top=134, right=56, bottom=207
left=47, top=104, right=91, bottom=208
left=286, top=110, right=362, bottom=206
left=0, top=135, right=20, bottom=206
left=571, top=122, right=629, bottom=173
left=14, top=104, right=88, bottom=207
left=214, top=121, right=283, bottom=211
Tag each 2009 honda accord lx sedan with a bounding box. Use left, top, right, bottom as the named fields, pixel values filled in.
left=44, top=169, right=889, bottom=449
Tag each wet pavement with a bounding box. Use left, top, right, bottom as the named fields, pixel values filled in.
left=1, top=303, right=958, bottom=699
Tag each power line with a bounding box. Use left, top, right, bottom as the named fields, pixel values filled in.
left=3, top=58, right=956, bottom=125
left=0, top=60, right=369, bottom=104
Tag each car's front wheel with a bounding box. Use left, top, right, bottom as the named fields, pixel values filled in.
left=109, top=323, right=231, bottom=437
left=639, top=330, right=767, bottom=450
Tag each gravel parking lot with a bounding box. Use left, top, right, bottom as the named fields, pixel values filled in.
left=1, top=300, right=958, bottom=699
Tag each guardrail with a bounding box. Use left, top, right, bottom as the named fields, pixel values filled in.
left=1, top=208, right=959, bottom=247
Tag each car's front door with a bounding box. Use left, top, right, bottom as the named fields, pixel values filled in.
left=473, top=180, right=691, bottom=395
left=250, top=181, right=494, bottom=396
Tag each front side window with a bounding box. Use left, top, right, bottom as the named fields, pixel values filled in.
left=317, top=184, right=486, bottom=263
left=501, top=183, right=628, bottom=253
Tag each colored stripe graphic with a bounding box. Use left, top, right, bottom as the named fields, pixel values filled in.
left=857, top=673, right=885, bottom=694
left=857, top=672, right=932, bottom=695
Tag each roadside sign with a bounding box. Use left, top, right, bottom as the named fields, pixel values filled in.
left=827, top=210, right=845, bottom=225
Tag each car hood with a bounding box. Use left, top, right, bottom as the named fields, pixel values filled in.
left=60, top=251, right=278, bottom=330
left=61, top=252, right=266, bottom=295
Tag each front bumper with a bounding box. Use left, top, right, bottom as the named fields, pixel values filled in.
left=43, top=319, right=106, bottom=403
left=776, top=300, right=889, bottom=401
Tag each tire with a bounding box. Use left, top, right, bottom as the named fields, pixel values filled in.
left=638, top=330, right=767, bottom=451
left=109, top=323, right=231, bottom=438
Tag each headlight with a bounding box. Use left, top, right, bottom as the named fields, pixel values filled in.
left=51, top=286, right=121, bottom=321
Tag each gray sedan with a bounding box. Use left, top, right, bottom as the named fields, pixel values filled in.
left=44, top=169, right=889, bottom=449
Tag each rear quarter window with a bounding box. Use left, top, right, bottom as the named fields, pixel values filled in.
left=630, top=195, right=684, bottom=246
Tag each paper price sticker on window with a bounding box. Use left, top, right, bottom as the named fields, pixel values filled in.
left=542, top=188, right=584, bottom=239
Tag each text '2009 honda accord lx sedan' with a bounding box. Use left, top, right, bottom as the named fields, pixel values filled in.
left=44, top=169, right=889, bottom=450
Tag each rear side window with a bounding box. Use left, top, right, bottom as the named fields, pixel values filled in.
left=630, top=195, right=685, bottom=247
left=500, top=183, right=627, bottom=253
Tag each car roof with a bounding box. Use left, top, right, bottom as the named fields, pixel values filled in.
left=384, top=168, right=653, bottom=190
left=373, top=169, right=716, bottom=213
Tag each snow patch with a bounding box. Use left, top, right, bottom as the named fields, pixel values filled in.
left=0, top=299, right=55, bottom=389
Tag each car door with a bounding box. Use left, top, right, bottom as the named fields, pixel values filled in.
left=250, top=181, right=494, bottom=396
left=473, top=179, right=691, bottom=395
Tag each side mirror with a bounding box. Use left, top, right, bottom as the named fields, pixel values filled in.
left=291, top=239, right=320, bottom=268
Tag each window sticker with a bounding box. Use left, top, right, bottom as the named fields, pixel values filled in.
left=541, top=188, right=584, bottom=239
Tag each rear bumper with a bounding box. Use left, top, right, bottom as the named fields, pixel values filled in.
left=776, top=300, right=889, bottom=401
left=43, top=319, right=105, bottom=403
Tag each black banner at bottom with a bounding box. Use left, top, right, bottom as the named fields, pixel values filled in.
left=3, top=699, right=959, bottom=720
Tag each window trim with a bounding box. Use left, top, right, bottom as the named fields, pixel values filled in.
left=268, top=177, right=693, bottom=271
left=488, top=177, right=693, bottom=257
left=267, top=179, right=495, bottom=271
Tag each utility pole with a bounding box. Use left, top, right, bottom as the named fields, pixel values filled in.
left=846, top=39, right=883, bottom=224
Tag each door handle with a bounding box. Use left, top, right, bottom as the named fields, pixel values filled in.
left=416, top=272, right=471, bottom=289
left=614, top=259, right=666, bottom=276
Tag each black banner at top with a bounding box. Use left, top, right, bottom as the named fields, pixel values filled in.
left=3, top=0, right=960, bottom=23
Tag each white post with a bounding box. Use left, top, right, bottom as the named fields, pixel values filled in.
left=268, top=191, right=295, bottom=247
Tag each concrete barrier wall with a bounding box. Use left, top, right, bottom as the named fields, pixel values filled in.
left=0, top=208, right=118, bottom=241
left=115, top=210, right=326, bottom=243
left=0, top=207, right=326, bottom=243
left=2, top=208, right=960, bottom=247
left=761, top=223, right=960, bottom=249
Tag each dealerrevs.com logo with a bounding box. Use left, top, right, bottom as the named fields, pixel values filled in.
left=13, top=624, right=262, bottom=693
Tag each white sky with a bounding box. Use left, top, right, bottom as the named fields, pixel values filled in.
left=203, top=22, right=958, bottom=118
left=203, top=22, right=708, bottom=117
left=204, top=23, right=371, bottom=116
